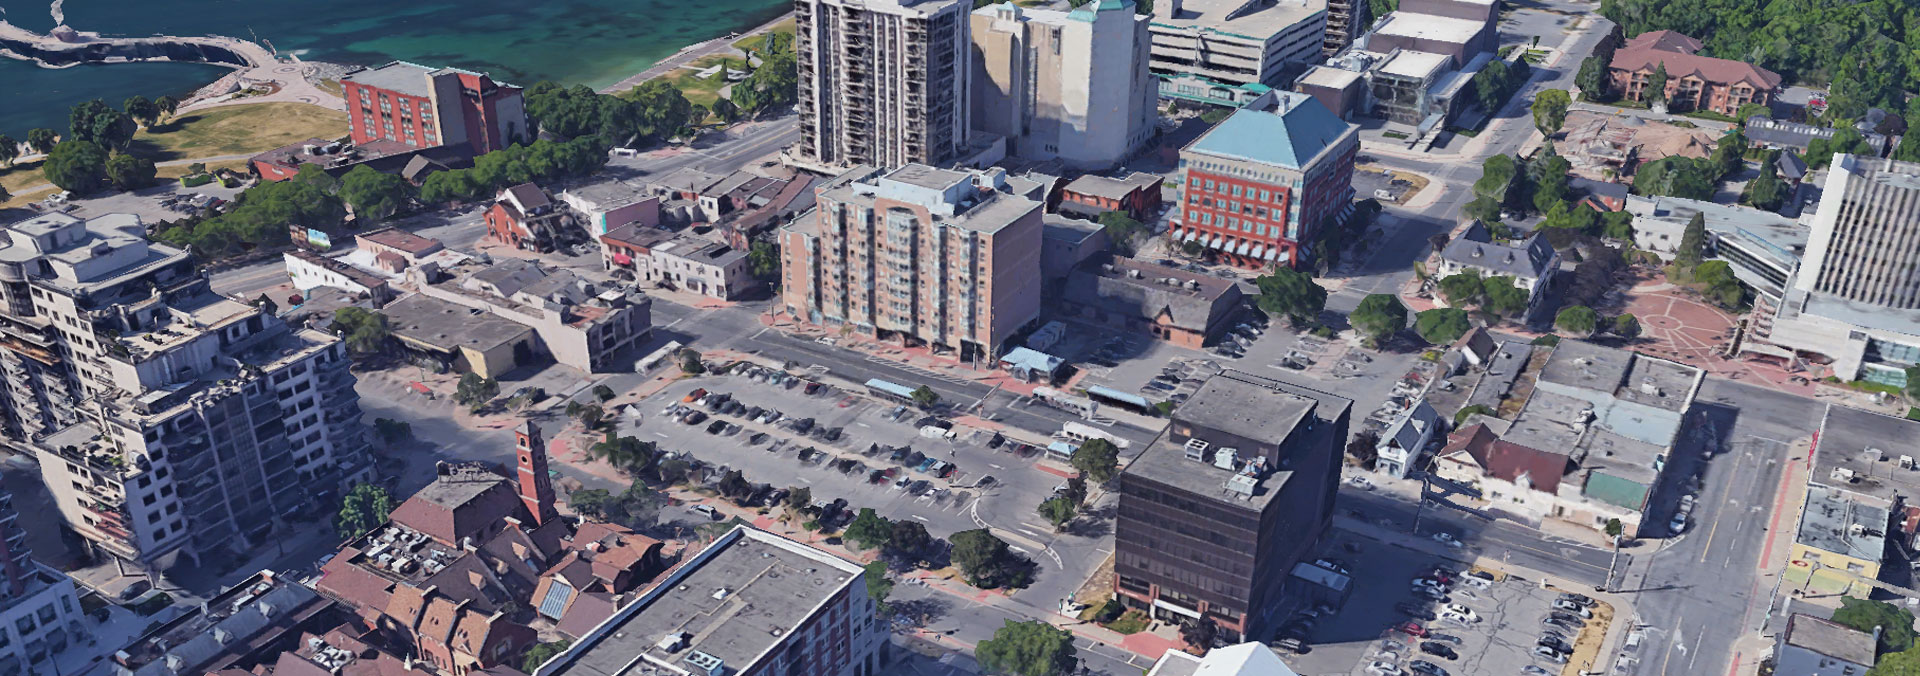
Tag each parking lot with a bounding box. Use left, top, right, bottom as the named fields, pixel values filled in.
left=1274, top=527, right=1612, bottom=676
left=611, top=371, right=1085, bottom=553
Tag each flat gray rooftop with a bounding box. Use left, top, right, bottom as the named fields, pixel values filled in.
left=1794, top=484, right=1888, bottom=561
left=885, top=164, right=970, bottom=191
left=1537, top=340, right=1632, bottom=394
left=1812, top=404, right=1920, bottom=504
left=1784, top=614, right=1880, bottom=667
left=1126, top=371, right=1349, bottom=511
left=1614, top=352, right=1699, bottom=413
left=384, top=294, right=531, bottom=353
left=545, top=527, right=860, bottom=676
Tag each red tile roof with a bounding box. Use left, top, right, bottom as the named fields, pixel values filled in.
left=1610, top=30, right=1781, bottom=90
left=316, top=547, right=396, bottom=611
left=1440, top=424, right=1570, bottom=493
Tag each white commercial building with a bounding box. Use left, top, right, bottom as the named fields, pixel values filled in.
left=970, top=0, right=1159, bottom=168
left=1749, top=155, right=1920, bottom=388
left=1146, top=0, right=1328, bottom=90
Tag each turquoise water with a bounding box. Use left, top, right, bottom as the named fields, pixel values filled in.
left=0, top=0, right=789, bottom=137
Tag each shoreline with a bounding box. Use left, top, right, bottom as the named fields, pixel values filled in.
left=597, top=11, right=795, bottom=94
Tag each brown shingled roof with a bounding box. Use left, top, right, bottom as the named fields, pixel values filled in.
left=1610, top=31, right=1781, bottom=90
left=1439, top=424, right=1571, bottom=493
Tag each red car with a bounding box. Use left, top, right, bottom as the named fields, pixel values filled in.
left=1394, top=622, right=1429, bottom=638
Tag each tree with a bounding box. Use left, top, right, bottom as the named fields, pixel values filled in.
left=1474, top=59, right=1514, bottom=113
left=1097, top=211, right=1147, bottom=255
left=679, top=349, right=706, bottom=375
left=1898, top=131, right=1920, bottom=164
left=155, top=95, right=179, bottom=120
left=1675, top=212, right=1707, bottom=268
left=331, top=307, right=392, bottom=354
left=373, top=418, right=412, bottom=444
left=1633, top=157, right=1716, bottom=200
left=123, top=95, right=160, bottom=128
left=1710, top=129, right=1749, bottom=179
left=1038, top=496, right=1077, bottom=530
left=1604, top=518, right=1624, bottom=539
left=621, top=80, right=697, bottom=142
left=1437, top=271, right=1485, bottom=306
left=419, top=167, right=484, bottom=204
left=41, top=140, right=110, bottom=194
left=1473, top=154, right=1519, bottom=203
left=1070, top=438, right=1120, bottom=483
left=105, top=153, right=157, bottom=191
left=732, top=49, right=798, bottom=115
left=0, top=135, right=16, bottom=167
left=1556, top=305, right=1599, bottom=335
left=1482, top=276, right=1530, bottom=319
left=1870, top=645, right=1920, bottom=676
left=1414, top=308, right=1472, bottom=345
left=26, top=128, right=58, bottom=154
left=748, top=240, right=780, bottom=279
left=567, top=480, right=661, bottom=528
left=844, top=508, right=893, bottom=550
left=1350, top=294, right=1408, bottom=346
left=1695, top=260, right=1745, bottom=308
left=1529, top=153, right=1573, bottom=214
left=339, top=165, right=415, bottom=223
left=1644, top=62, right=1669, bottom=105
left=1611, top=314, right=1642, bottom=339
left=593, top=384, right=617, bottom=402
left=1744, top=150, right=1787, bottom=211
left=888, top=520, right=933, bottom=557
left=951, top=529, right=1017, bottom=587
left=910, top=385, right=939, bottom=409
left=1807, top=126, right=1876, bottom=169
left=784, top=486, right=813, bottom=515
left=1253, top=268, right=1327, bottom=325
left=1464, top=195, right=1504, bottom=223
left=335, top=483, right=395, bottom=538
left=1532, top=89, right=1572, bottom=135
left=1575, top=56, right=1609, bottom=100
left=710, top=97, right=740, bottom=124
left=522, top=641, right=571, bottom=673
left=864, top=560, right=893, bottom=613
left=977, top=621, right=1078, bottom=676
left=1180, top=618, right=1219, bottom=651
left=455, top=372, right=500, bottom=411
left=1346, top=430, right=1380, bottom=470
left=1060, top=476, right=1088, bottom=507
left=1832, top=597, right=1916, bottom=653
left=588, top=433, right=656, bottom=475
left=68, top=99, right=136, bottom=152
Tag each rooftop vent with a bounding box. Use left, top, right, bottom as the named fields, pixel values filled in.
left=656, top=632, right=691, bottom=653
left=711, top=587, right=730, bottom=601
left=1901, top=455, right=1913, bottom=470
left=1831, top=467, right=1857, bottom=483
left=1866, top=448, right=1886, bottom=462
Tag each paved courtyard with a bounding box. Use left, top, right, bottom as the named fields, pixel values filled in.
left=1618, top=282, right=1815, bottom=396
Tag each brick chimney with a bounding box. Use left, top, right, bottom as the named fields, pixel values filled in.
left=515, top=421, right=558, bottom=525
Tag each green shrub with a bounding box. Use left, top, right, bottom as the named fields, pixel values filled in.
left=180, top=173, right=214, bottom=187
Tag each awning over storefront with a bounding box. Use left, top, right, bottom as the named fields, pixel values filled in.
left=1236, top=241, right=1252, bottom=256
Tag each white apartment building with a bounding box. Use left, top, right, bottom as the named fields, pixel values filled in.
left=649, top=237, right=753, bottom=300
left=969, top=0, right=1159, bottom=168
left=0, top=213, right=371, bottom=571
left=0, top=473, right=89, bottom=676
left=1147, top=0, right=1328, bottom=90
left=1752, top=155, right=1920, bottom=389
left=793, top=0, right=975, bottom=170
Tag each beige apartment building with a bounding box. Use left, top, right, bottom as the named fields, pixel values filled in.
left=1147, top=0, right=1327, bottom=89
left=0, top=212, right=371, bottom=571
left=793, top=0, right=974, bottom=170
left=779, top=165, right=1044, bottom=362
left=970, top=0, right=1158, bottom=169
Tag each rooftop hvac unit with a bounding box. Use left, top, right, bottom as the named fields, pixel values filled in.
left=1831, top=467, right=1857, bottom=483
left=1183, top=438, right=1210, bottom=461
left=1901, top=456, right=1914, bottom=470
left=683, top=651, right=724, bottom=676
left=1214, top=448, right=1238, bottom=471
left=655, top=632, right=691, bottom=653
left=1866, top=447, right=1885, bottom=462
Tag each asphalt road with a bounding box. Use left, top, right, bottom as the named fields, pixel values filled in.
left=1339, top=490, right=1622, bottom=588
left=1619, top=379, right=1821, bottom=676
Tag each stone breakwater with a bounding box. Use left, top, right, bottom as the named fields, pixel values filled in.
left=0, top=21, right=268, bottom=70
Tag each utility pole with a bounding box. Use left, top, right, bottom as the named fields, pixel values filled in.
left=1603, top=533, right=1620, bottom=592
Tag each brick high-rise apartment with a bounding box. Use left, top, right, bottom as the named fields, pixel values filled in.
left=778, top=165, right=1044, bottom=362
left=1171, top=92, right=1358, bottom=269
left=793, top=0, right=973, bottom=169
left=0, top=212, right=373, bottom=571
left=342, top=61, right=530, bottom=154
left=1113, top=370, right=1350, bottom=642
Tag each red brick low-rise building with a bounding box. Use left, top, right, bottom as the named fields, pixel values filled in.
left=343, top=61, right=530, bottom=155
left=1606, top=31, right=1780, bottom=116
left=1171, top=92, right=1357, bottom=270
left=1058, top=172, right=1165, bottom=223
left=485, top=183, right=565, bottom=252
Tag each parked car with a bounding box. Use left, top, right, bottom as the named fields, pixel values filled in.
left=682, top=388, right=708, bottom=403
left=1393, top=622, right=1428, bottom=638
left=1523, top=666, right=1553, bottom=675
left=682, top=411, right=708, bottom=425
left=1396, top=603, right=1435, bottom=620
left=1549, top=611, right=1586, bottom=626
left=1419, top=642, right=1457, bottom=660
left=690, top=504, right=718, bottom=519
left=747, top=432, right=768, bottom=445
left=1427, top=633, right=1461, bottom=645
left=1431, top=532, right=1463, bottom=548
left=1533, top=646, right=1568, bottom=663
left=1407, top=660, right=1449, bottom=676
left=1537, top=636, right=1573, bottom=654
left=1271, top=638, right=1308, bottom=654
left=1557, top=593, right=1595, bottom=607
left=1366, top=662, right=1402, bottom=676
left=705, top=420, right=727, bottom=435
left=1552, top=600, right=1593, bottom=618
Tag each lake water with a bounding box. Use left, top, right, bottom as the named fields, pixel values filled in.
left=0, top=0, right=789, bottom=137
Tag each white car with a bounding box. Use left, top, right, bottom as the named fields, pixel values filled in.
left=1347, top=476, right=1377, bottom=491
left=1432, top=532, right=1464, bottom=548
left=1552, top=599, right=1594, bottom=618
left=1367, top=662, right=1404, bottom=676
left=1442, top=604, right=1479, bottom=621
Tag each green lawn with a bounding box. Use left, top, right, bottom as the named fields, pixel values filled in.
left=662, top=55, right=749, bottom=108
left=130, top=102, right=348, bottom=162
left=1104, top=609, right=1150, bottom=635
left=731, top=18, right=796, bottom=54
